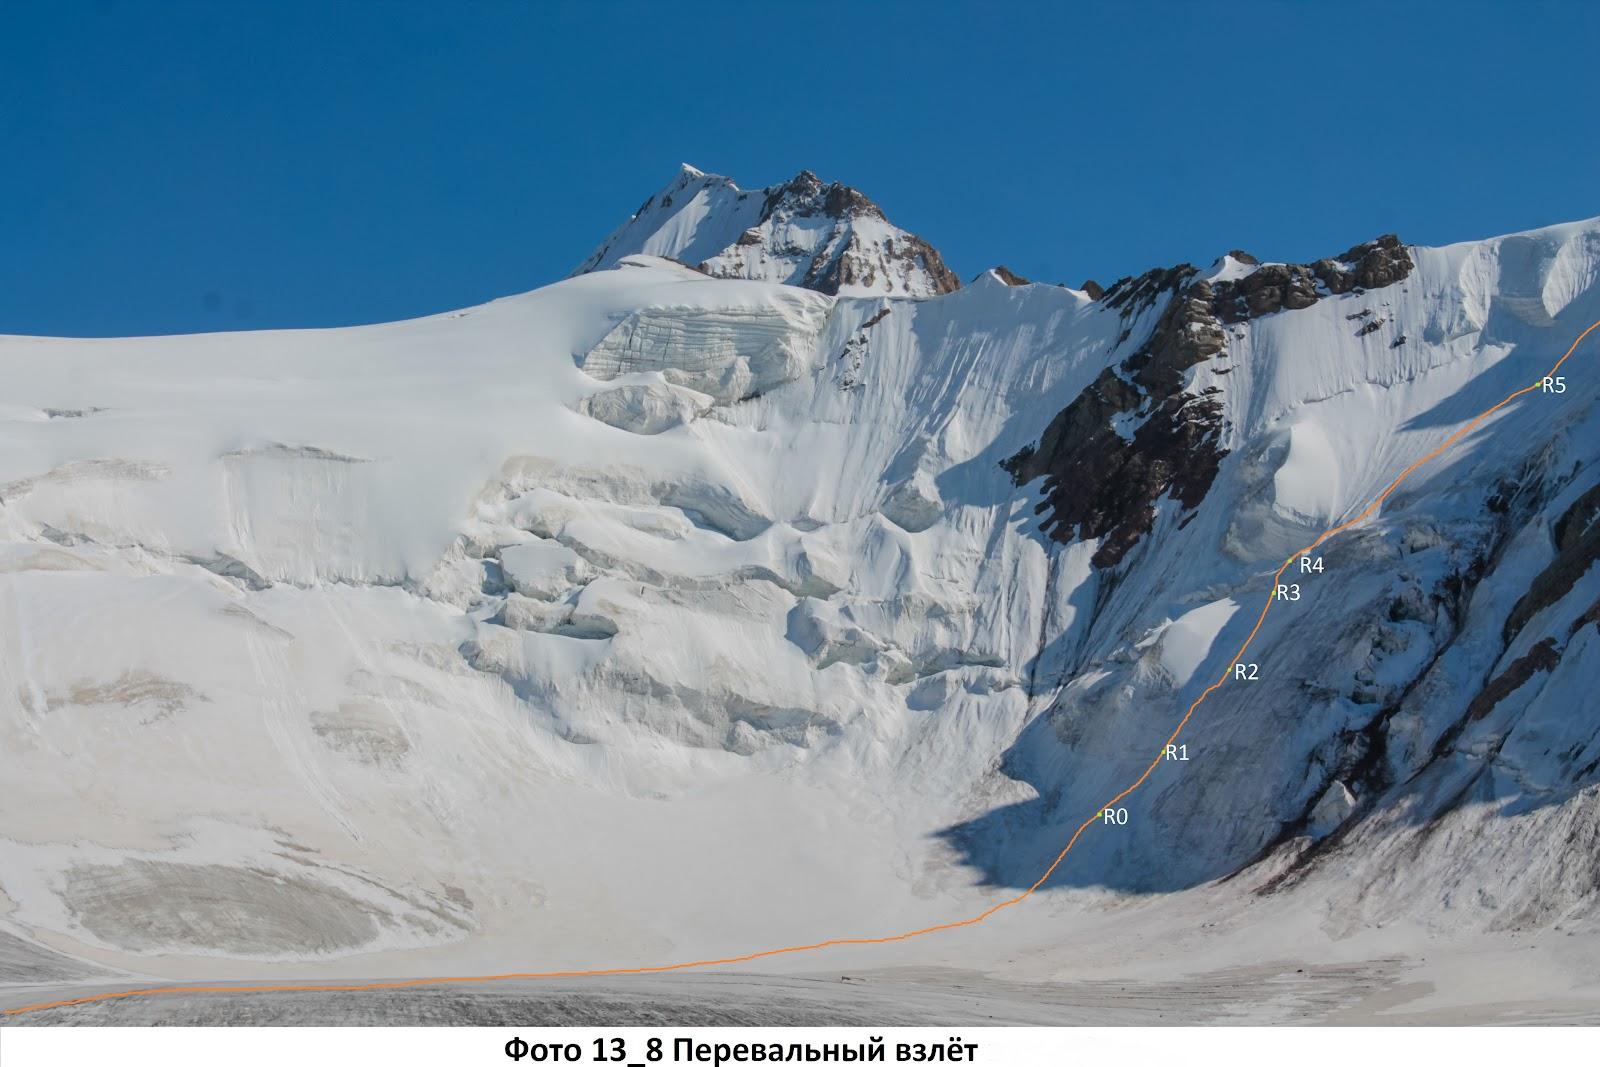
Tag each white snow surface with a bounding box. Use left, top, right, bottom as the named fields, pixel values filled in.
left=4, top=206, right=1600, bottom=1012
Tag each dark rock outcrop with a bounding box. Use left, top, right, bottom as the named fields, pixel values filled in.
left=577, top=166, right=961, bottom=299
left=1315, top=234, right=1414, bottom=293
left=1504, top=480, right=1600, bottom=643
left=1214, top=262, right=1321, bottom=322
left=715, top=170, right=961, bottom=298
left=1464, top=638, right=1562, bottom=723
left=1103, top=265, right=1199, bottom=319
left=1212, top=235, right=1414, bottom=324
left=1004, top=269, right=1226, bottom=567
left=1005, top=233, right=1413, bottom=568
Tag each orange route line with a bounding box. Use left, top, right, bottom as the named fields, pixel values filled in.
left=7, top=318, right=1598, bottom=1019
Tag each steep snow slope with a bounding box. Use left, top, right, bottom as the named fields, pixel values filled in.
left=574, top=166, right=961, bottom=299
left=3, top=198, right=1600, bottom=998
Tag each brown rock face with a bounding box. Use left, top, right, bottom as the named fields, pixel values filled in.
left=1103, top=265, right=1199, bottom=317
left=1465, top=638, right=1562, bottom=723
left=1005, top=232, right=1413, bottom=568
left=1212, top=235, right=1414, bottom=323
left=1004, top=269, right=1227, bottom=567
left=792, top=232, right=960, bottom=298
left=715, top=170, right=960, bottom=298
left=582, top=166, right=963, bottom=300
left=1504, top=480, right=1600, bottom=643
left=990, top=265, right=1031, bottom=286
left=1317, top=234, right=1414, bottom=292
left=1216, top=263, right=1321, bottom=322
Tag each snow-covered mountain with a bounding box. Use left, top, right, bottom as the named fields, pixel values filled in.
left=4, top=170, right=1600, bottom=1009
left=573, top=165, right=961, bottom=299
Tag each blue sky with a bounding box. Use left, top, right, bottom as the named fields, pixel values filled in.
left=3, top=1, right=1597, bottom=336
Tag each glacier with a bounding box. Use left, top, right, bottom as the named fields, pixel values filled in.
left=3, top=168, right=1600, bottom=1020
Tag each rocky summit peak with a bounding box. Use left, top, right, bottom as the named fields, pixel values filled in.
left=761, top=169, right=883, bottom=224
left=574, top=166, right=959, bottom=299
